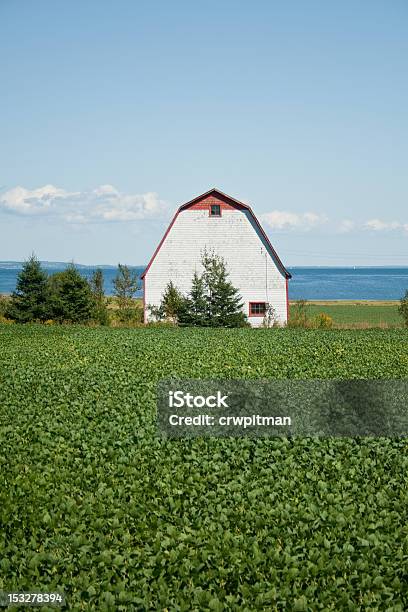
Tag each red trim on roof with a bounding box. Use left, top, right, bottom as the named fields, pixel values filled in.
left=141, top=189, right=291, bottom=280
left=245, top=203, right=291, bottom=279
left=179, top=188, right=248, bottom=211
left=142, top=275, right=146, bottom=323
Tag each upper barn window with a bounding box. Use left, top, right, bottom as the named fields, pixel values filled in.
left=209, top=204, right=221, bottom=217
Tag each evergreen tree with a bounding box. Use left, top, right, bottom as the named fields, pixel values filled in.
left=48, top=264, right=94, bottom=323
left=148, top=281, right=188, bottom=324
left=161, top=281, right=188, bottom=323
left=398, top=290, right=408, bottom=327
left=113, top=264, right=139, bottom=306
left=186, top=271, right=208, bottom=326
left=113, top=263, right=140, bottom=323
left=89, top=268, right=109, bottom=325
left=148, top=253, right=247, bottom=328
left=201, top=251, right=247, bottom=327
left=6, top=254, right=50, bottom=322
left=89, top=268, right=104, bottom=301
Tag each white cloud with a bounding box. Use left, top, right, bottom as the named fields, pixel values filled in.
left=261, top=210, right=327, bottom=231
left=0, top=184, right=169, bottom=223
left=3, top=188, right=407, bottom=239
left=262, top=212, right=408, bottom=235
left=1, top=185, right=69, bottom=215
left=364, top=218, right=408, bottom=232
left=335, top=218, right=408, bottom=234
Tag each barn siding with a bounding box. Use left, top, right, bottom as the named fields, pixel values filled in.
left=144, top=207, right=288, bottom=326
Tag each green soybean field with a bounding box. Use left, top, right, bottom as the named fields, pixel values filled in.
left=0, top=324, right=407, bottom=611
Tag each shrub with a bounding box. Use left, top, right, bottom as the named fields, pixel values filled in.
left=0, top=295, right=10, bottom=318
left=0, top=315, right=14, bottom=324
left=398, top=290, right=408, bottom=327
left=261, top=304, right=278, bottom=328
left=288, top=299, right=309, bottom=328
left=313, top=312, right=334, bottom=329
left=145, top=320, right=176, bottom=328
left=114, top=303, right=144, bottom=326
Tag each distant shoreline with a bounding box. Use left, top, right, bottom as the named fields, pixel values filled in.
left=1, top=261, right=408, bottom=269
left=0, top=261, right=144, bottom=269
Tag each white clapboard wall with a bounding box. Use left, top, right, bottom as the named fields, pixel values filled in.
left=143, top=190, right=290, bottom=327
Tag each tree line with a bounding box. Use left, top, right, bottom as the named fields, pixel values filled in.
left=3, top=255, right=141, bottom=325
left=2, top=251, right=250, bottom=328
left=4, top=254, right=408, bottom=328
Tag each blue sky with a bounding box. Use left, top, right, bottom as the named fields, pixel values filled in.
left=0, top=0, right=407, bottom=265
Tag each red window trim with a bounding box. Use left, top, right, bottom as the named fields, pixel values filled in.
left=209, top=204, right=221, bottom=217
left=249, top=302, right=267, bottom=317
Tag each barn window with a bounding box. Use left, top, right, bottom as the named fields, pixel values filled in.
left=210, top=204, right=221, bottom=217
left=249, top=302, right=267, bottom=316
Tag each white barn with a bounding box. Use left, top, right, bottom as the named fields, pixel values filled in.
left=141, top=189, right=291, bottom=327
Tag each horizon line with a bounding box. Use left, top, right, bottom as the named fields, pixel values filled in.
left=1, top=260, right=408, bottom=270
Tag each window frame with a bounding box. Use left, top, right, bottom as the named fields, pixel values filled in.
left=249, top=302, right=267, bottom=317
left=209, top=204, right=221, bottom=217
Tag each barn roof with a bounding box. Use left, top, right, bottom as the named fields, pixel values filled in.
left=141, top=188, right=291, bottom=279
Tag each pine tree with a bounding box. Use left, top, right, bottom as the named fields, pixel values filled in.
left=6, top=254, right=50, bottom=322
left=201, top=251, right=247, bottom=327
left=113, top=263, right=140, bottom=323
left=48, top=264, right=94, bottom=323
left=89, top=269, right=104, bottom=302
left=89, top=268, right=109, bottom=325
left=113, top=264, right=139, bottom=307
left=148, top=253, right=247, bottom=328
left=161, top=281, right=188, bottom=324
left=187, top=271, right=208, bottom=326
left=148, top=281, right=188, bottom=324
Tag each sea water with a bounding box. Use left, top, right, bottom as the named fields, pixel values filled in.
left=1, top=262, right=407, bottom=301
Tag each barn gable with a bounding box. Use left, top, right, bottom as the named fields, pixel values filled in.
left=179, top=190, right=247, bottom=212
left=142, top=188, right=291, bottom=280
left=142, top=188, right=291, bottom=326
